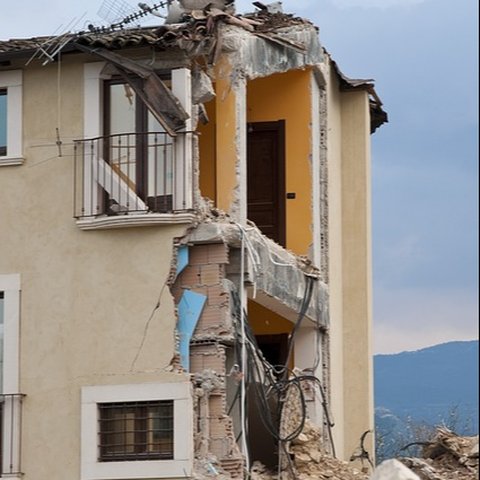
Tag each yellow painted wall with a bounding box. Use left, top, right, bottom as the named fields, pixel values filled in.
left=214, top=57, right=241, bottom=215
left=247, top=70, right=313, bottom=256
left=198, top=98, right=216, bottom=202
left=248, top=300, right=294, bottom=369
left=248, top=300, right=294, bottom=335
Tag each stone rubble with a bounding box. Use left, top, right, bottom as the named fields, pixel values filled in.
left=247, top=425, right=479, bottom=480
left=400, top=427, right=479, bottom=480
left=250, top=420, right=370, bottom=480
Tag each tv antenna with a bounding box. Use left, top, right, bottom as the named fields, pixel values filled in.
left=26, top=0, right=178, bottom=64
left=88, top=0, right=175, bottom=33
left=25, top=13, right=87, bottom=66
left=97, top=0, right=139, bottom=25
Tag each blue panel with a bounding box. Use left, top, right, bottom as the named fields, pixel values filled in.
left=177, top=290, right=207, bottom=371
left=176, top=245, right=189, bottom=277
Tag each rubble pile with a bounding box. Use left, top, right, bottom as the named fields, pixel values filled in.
left=193, top=456, right=231, bottom=480
left=287, top=421, right=369, bottom=480
left=250, top=421, right=369, bottom=480
left=401, top=428, right=479, bottom=480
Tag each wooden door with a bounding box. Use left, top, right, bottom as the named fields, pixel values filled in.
left=247, top=121, right=286, bottom=246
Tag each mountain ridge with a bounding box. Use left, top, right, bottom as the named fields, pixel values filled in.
left=374, top=339, right=478, bottom=434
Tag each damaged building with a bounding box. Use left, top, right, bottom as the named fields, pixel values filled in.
left=0, top=1, right=387, bottom=479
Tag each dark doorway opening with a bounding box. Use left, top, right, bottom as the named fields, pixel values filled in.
left=247, top=121, right=286, bottom=247
left=255, top=333, right=289, bottom=369
left=247, top=333, right=289, bottom=469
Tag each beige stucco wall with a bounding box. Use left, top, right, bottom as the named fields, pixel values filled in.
left=326, top=58, right=374, bottom=461
left=0, top=59, right=189, bottom=479
left=340, top=89, right=374, bottom=459
left=0, top=50, right=375, bottom=475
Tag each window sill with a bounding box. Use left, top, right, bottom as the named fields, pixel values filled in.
left=82, top=459, right=192, bottom=480
left=0, top=156, right=24, bottom=166
left=76, top=212, right=197, bottom=230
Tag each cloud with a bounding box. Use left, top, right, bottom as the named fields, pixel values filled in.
left=379, top=234, right=422, bottom=274
left=329, top=0, right=427, bottom=8
left=374, top=286, right=479, bottom=354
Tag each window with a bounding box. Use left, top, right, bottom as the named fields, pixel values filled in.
left=81, top=382, right=193, bottom=480
left=103, top=79, right=174, bottom=214
left=0, top=90, right=6, bottom=157
left=75, top=63, right=194, bottom=227
left=0, top=71, right=23, bottom=166
left=98, top=400, right=174, bottom=462
left=0, top=274, right=22, bottom=479
left=0, top=291, right=4, bottom=390
left=0, top=291, right=3, bottom=473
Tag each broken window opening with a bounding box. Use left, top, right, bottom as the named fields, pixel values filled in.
left=103, top=78, right=174, bottom=215
left=75, top=60, right=194, bottom=220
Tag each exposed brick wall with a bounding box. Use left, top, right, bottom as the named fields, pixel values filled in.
left=174, top=243, right=234, bottom=339
left=173, top=242, right=244, bottom=479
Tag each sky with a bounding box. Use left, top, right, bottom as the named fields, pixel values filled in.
left=1, top=0, right=478, bottom=354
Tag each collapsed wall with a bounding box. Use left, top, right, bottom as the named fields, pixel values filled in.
left=168, top=217, right=332, bottom=479
left=171, top=242, right=244, bottom=478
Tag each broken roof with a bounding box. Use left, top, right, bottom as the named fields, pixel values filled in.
left=0, top=10, right=313, bottom=56
left=0, top=8, right=387, bottom=131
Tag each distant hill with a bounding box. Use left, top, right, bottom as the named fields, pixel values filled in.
left=374, top=340, right=479, bottom=435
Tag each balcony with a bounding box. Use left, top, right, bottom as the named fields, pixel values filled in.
left=74, top=131, right=196, bottom=229
left=0, top=393, right=25, bottom=478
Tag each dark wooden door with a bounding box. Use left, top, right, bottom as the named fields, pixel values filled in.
left=247, top=121, right=286, bottom=246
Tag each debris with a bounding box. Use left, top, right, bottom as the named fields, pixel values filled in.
left=350, top=430, right=374, bottom=469
left=193, top=456, right=231, bottom=480
left=253, top=1, right=284, bottom=14
left=400, top=428, right=479, bottom=480
left=250, top=461, right=275, bottom=480
left=287, top=421, right=368, bottom=480
left=370, top=459, right=420, bottom=480
left=192, top=69, right=215, bottom=104
left=165, top=0, right=185, bottom=24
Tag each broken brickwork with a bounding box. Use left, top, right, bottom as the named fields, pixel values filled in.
left=173, top=242, right=244, bottom=479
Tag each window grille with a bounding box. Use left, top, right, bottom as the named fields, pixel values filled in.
left=98, top=400, right=174, bottom=462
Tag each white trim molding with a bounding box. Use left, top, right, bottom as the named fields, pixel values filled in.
left=76, top=212, right=196, bottom=230
left=81, top=382, right=194, bottom=480
left=0, top=71, right=24, bottom=166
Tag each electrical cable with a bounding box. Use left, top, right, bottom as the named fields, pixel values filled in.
left=239, top=227, right=250, bottom=471
left=229, top=266, right=336, bottom=475
left=284, top=275, right=315, bottom=376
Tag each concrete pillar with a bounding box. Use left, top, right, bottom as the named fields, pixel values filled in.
left=215, top=57, right=247, bottom=224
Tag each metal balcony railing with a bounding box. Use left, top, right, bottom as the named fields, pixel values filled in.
left=74, top=131, right=191, bottom=218
left=0, top=393, right=25, bottom=477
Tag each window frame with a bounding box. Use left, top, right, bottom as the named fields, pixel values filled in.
left=103, top=77, right=157, bottom=205
left=0, top=274, right=22, bottom=479
left=81, top=382, right=193, bottom=480
left=0, top=89, right=7, bottom=157
left=78, top=63, right=194, bottom=230
left=98, top=399, right=174, bottom=462
left=0, top=71, right=23, bottom=166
